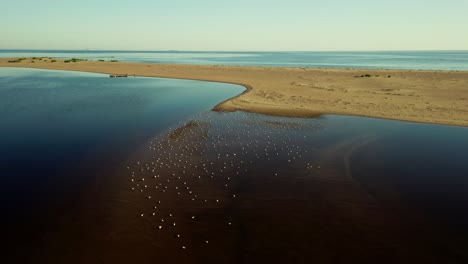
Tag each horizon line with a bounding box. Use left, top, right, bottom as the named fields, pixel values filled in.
left=1, top=49, right=467, bottom=53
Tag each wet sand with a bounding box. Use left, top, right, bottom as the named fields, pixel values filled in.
left=1, top=58, right=468, bottom=127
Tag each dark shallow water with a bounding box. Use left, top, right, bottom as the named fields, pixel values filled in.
left=1, top=68, right=468, bottom=263
left=0, top=68, right=244, bottom=260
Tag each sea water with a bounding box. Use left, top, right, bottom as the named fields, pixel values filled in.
left=1, top=50, right=468, bottom=70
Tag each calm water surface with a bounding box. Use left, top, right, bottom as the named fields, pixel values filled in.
left=1, top=50, right=468, bottom=70
left=0, top=68, right=243, bottom=260
left=1, top=68, right=468, bottom=263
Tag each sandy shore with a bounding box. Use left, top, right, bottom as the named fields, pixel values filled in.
left=1, top=57, right=468, bottom=126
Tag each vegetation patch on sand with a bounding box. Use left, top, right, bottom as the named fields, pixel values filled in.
left=354, top=74, right=391, bottom=78
left=7, top=58, right=27, bottom=63
left=64, top=58, right=88, bottom=63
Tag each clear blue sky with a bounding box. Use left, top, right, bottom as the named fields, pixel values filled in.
left=2, top=0, right=467, bottom=51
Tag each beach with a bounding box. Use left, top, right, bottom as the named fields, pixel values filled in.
left=1, top=58, right=467, bottom=127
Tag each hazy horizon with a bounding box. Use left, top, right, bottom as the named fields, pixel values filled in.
left=2, top=0, right=467, bottom=51
left=1, top=49, right=467, bottom=52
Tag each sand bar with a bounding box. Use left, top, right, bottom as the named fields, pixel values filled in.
left=1, top=57, right=468, bottom=127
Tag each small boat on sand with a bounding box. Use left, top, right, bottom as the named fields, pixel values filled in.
left=109, top=74, right=128, bottom=78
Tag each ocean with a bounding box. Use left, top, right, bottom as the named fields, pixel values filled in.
left=1, top=50, right=468, bottom=70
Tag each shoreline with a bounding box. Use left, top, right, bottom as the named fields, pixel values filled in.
left=1, top=57, right=467, bottom=127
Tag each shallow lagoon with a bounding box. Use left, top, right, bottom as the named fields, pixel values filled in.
left=0, top=68, right=244, bottom=260
left=1, top=68, right=468, bottom=263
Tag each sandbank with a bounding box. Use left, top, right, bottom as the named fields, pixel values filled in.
left=1, top=58, right=467, bottom=126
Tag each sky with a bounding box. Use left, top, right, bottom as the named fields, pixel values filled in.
left=1, top=0, right=467, bottom=51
